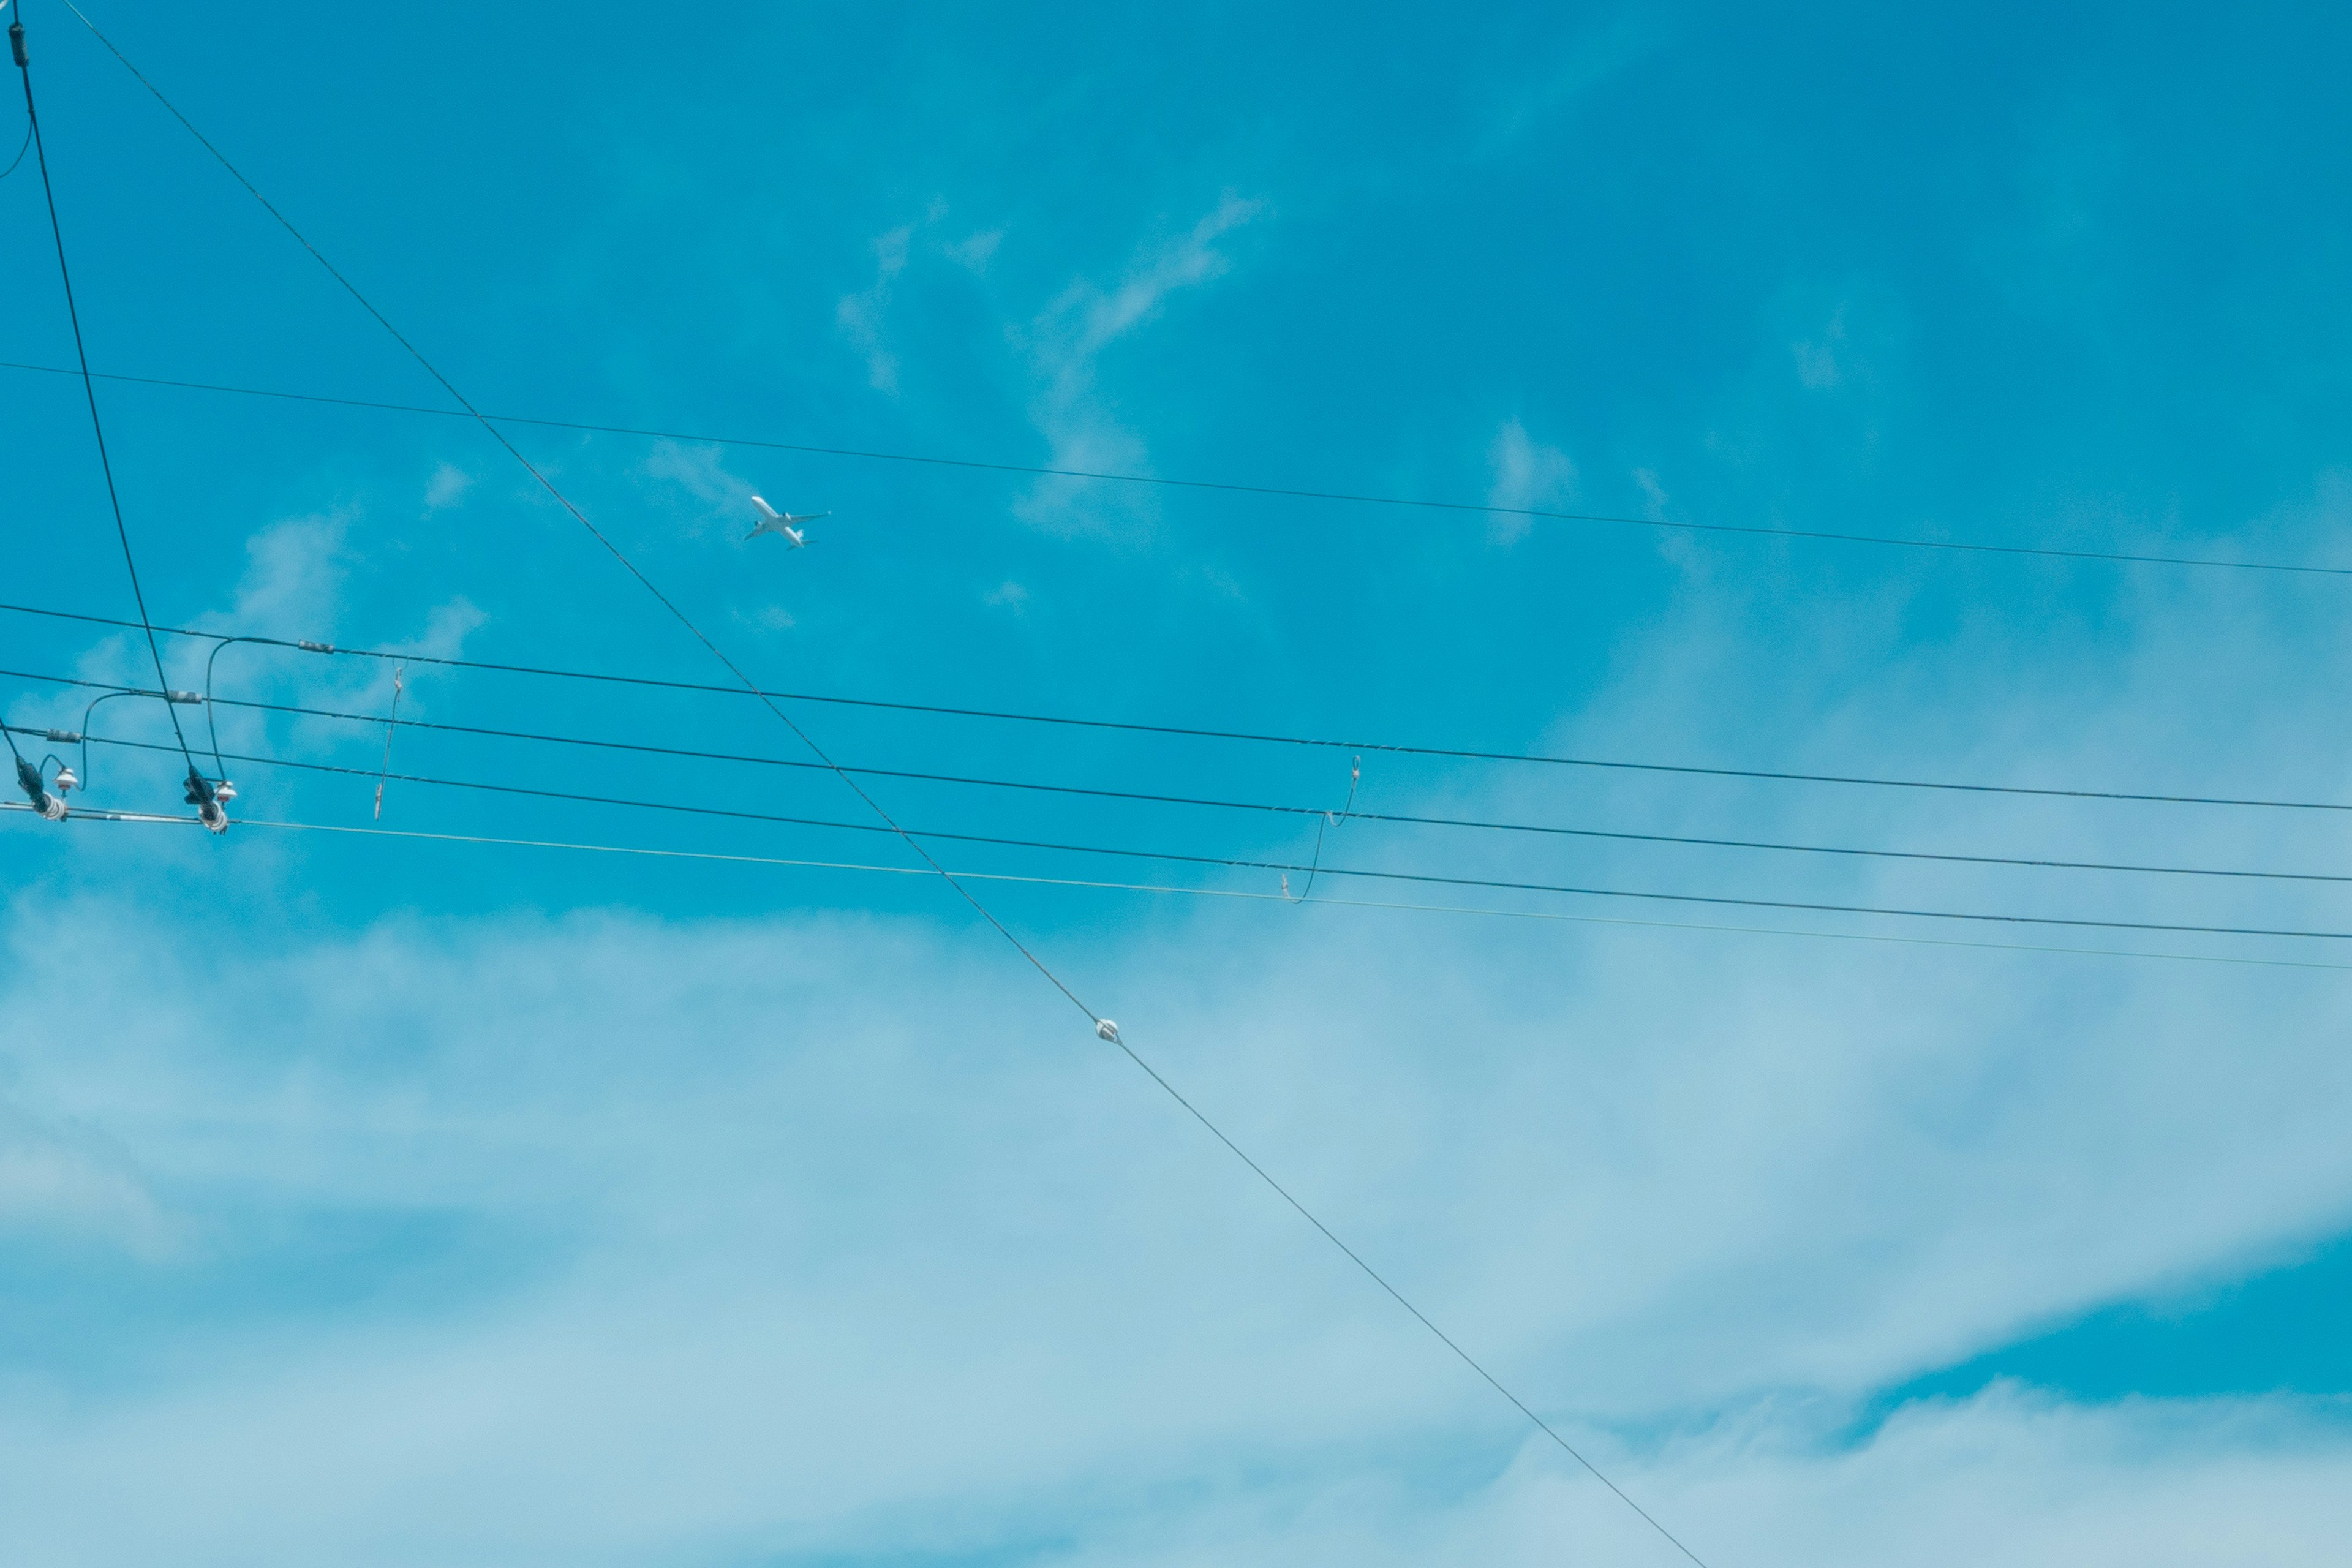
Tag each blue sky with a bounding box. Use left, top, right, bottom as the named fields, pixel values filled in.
left=4, top=1, right=2351, bottom=1561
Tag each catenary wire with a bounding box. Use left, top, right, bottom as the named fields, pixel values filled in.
left=0, top=356, right=2345, bottom=579
left=55, top=11, right=1708, bottom=1558
left=7, top=597, right=2352, bottom=816
left=10, top=8, right=195, bottom=776
left=6, top=663, right=2348, bottom=889
left=13, top=801, right=2352, bottom=974
left=27, top=723, right=2352, bottom=945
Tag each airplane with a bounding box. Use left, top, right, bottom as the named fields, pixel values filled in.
left=746, top=496, right=831, bottom=547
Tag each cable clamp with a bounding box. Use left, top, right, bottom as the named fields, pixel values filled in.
left=296, top=640, right=334, bottom=654
left=15, top=757, right=63, bottom=821
left=184, top=768, right=232, bottom=834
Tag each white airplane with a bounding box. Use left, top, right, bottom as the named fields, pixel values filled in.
left=746, top=496, right=831, bottom=547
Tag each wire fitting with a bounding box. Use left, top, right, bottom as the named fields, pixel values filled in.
left=1094, top=1019, right=1121, bottom=1044
left=15, top=756, right=64, bottom=820
left=183, top=766, right=232, bottom=834
left=10, top=20, right=27, bottom=71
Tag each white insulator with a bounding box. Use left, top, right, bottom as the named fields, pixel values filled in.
left=1094, top=1019, right=1121, bottom=1044
left=52, top=767, right=76, bottom=793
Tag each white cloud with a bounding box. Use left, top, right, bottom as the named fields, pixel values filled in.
left=836, top=222, right=915, bottom=394
left=1014, top=195, right=1265, bottom=541
left=983, top=579, right=1031, bottom=613
left=948, top=227, right=1003, bottom=272
left=1633, top=466, right=1671, bottom=519
left=423, top=462, right=475, bottom=513
left=1793, top=304, right=1850, bottom=390
left=1485, top=419, right=1578, bottom=543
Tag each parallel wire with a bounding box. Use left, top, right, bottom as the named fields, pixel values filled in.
left=29, top=725, right=2352, bottom=945
left=14, top=802, right=2352, bottom=974
left=9, top=597, right=2352, bottom=816
left=10, top=10, right=193, bottom=772
left=1, top=355, right=2346, bottom=578
left=7, top=663, right=2350, bottom=888
left=54, top=10, right=1709, bottom=1559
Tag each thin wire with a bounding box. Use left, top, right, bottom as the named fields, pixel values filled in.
left=10, top=664, right=2347, bottom=887
left=56, top=13, right=1710, bottom=1558
left=10, top=598, right=2352, bottom=816
left=12, top=10, right=193, bottom=771
left=15, top=802, right=2352, bottom=973
left=202, top=634, right=273, bottom=778
left=1287, top=756, right=1360, bottom=903
left=2, top=354, right=2346, bottom=579
left=0, top=108, right=29, bottom=179
left=32, top=724, right=2352, bottom=945
left=0, top=798, right=192, bottom=823
left=372, top=663, right=402, bottom=819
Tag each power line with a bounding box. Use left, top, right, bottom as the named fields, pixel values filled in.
left=8, top=663, right=2349, bottom=888
left=13, top=800, right=2348, bottom=976
left=8, top=597, right=2351, bottom=816
left=29, top=725, right=2352, bottom=945
left=9, top=9, right=200, bottom=795
left=57, top=10, right=1710, bottom=1558
left=1, top=355, right=2345, bottom=579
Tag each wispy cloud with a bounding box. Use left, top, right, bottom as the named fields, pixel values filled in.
left=947, top=227, right=1003, bottom=273
left=1014, top=194, right=1265, bottom=541
left=835, top=222, right=915, bottom=394
left=638, top=440, right=756, bottom=538
left=423, top=462, right=475, bottom=513
left=1485, top=419, right=1578, bottom=543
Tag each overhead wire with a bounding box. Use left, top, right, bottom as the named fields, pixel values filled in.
left=9, top=3, right=198, bottom=788
left=24, top=722, right=2352, bottom=946
left=53, top=10, right=1712, bottom=1560
left=0, top=356, right=2345, bottom=578
left=9, top=597, right=2352, bottom=816
left=11, top=801, right=2350, bottom=976
left=6, top=663, right=2350, bottom=889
